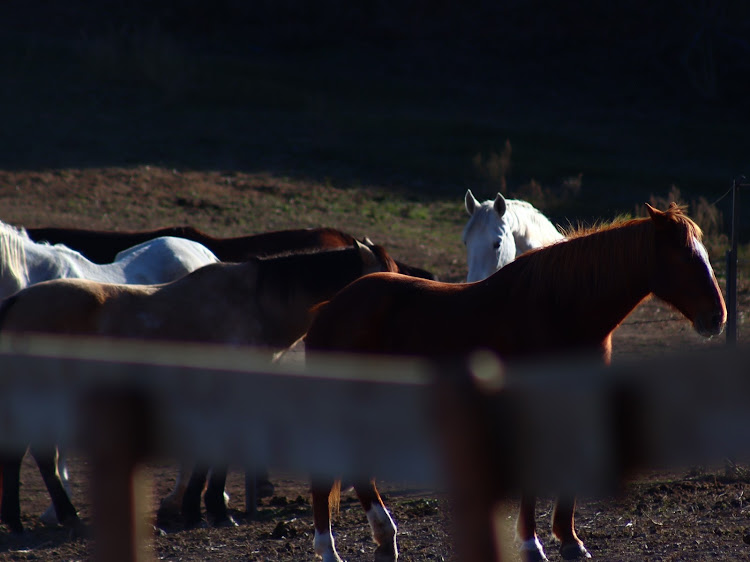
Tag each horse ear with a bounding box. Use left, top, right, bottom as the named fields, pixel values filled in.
left=362, top=236, right=375, bottom=246
left=493, top=193, right=507, bottom=217
left=645, top=203, right=670, bottom=227
left=355, top=239, right=378, bottom=267
left=465, top=189, right=479, bottom=216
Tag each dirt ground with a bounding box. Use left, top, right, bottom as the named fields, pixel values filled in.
left=1, top=168, right=750, bottom=561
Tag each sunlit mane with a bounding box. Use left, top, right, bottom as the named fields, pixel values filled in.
left=0, top=222, right=29, bottom=290
left=507, top=205, right=703, bottom=297
left=564, top=204, right=702, bottom=243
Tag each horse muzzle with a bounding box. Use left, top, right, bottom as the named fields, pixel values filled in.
left=693, top=311, right=727, bottom=338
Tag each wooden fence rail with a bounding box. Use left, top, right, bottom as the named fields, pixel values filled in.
left=1, top=335, right=750, bottom=561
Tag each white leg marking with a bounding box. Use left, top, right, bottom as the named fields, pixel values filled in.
left=366, top=503, right=398, bottom=559
left=314, top=529, right=343, bottom=562
left=40, top=450, right=72, bottom=527
left=519, top=537, right=548, bottom=561
left=159, top=462, right=191, bottom=512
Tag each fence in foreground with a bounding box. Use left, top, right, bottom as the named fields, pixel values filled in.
left=1, top=334, right=749, bottom=561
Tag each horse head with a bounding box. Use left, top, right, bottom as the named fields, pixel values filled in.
left=462, top=189, right=516, bottom=282
left=647, top=202, right=726, bottom=337
left=356, top=238, right=400, bottom=275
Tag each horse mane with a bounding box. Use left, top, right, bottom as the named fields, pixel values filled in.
left=505, top=205, right=702, bottom=299
left=252, top=245, right=381, bottom=301
left=505, top=199, right=562, bottom=240
left=564, top=204, right=702, bottom=242
left=462, top=196, right=561, bottom=241
left=0, top=222, right=29, bottom=290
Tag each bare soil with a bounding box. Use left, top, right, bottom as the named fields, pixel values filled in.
left=1, top=167, right=749, bottom=561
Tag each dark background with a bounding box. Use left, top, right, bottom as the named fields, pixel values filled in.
left=2, top=0, right=749, bottom=220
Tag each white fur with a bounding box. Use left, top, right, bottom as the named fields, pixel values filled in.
left=0, top=221, right=219, bottom=525
left=691, top=235, right=713, bottom=275
left=314, top=529, right=343, bottom=562
left=519, top=536, right=548, bottom=561
left=366, top=503, right=397, bottom=553
left=0, top=223, right=219, bottom=298
left=462, top=190, right=564, bottom=282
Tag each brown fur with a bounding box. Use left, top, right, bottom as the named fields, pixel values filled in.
left=26, top=225, right=436, bottom=280
left=0, top=244, right=398, bottom=350
left=304, top=204, right=726, bottom=560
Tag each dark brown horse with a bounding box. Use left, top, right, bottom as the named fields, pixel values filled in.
left=26, top=225, right=437, bottom=280
left=0, top=241, right=399, bottom=535
left=303, top=204, right=727, bottom=562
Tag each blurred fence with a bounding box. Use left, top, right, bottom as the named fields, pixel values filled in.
left=1, top=334, right=750, bottom=561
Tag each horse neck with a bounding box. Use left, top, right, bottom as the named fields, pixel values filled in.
left=32, top=244, right=116, bottom=283
left=261, top=248, right=367, bottom=303
left=488, top=219, right=655, bottom=344
left=255, top=248, right=371, bottom=343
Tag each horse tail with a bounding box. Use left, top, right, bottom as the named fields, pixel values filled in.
left=329, top=479, right=341, bottom=516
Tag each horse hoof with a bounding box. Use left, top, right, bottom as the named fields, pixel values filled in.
left=68, top=521, right=89, bottom=541
left=40, top=506, right=60, bottom=527
left=519, top=538, right=548, bottom=562
left=184, top=518, right=208, bottom=530
left=157, top=505, right=179, bottom=520
left=213, top=514, right=238, bottom=528
left=560, top=542, right=591, bottom=560
left=1, top=517, right=25, bottom=535
left=373, top=543, right=398, bottom=562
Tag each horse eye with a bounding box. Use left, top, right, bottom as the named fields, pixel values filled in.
left=493, top=241, right=501, bottom=250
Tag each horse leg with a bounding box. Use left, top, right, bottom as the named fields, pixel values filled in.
left=204, top=465, right=236, bottom=527
left=40, top=447, right=72, bottom=527
left=517, top=493, right=548, bottom=562
left=353, top=478, right=398, bottom=562
left=311, top=477, right=343, bottom=562
left=0, top=451, right=24, bottom=534
left=158, top=461, right=192, bottom=520
left=182, top=465, right=209, bottom=529
left=552, top=495, right=590, bottom=560
left=30, top=447, right=84, bottom=537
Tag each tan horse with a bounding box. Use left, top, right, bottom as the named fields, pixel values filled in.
left=0, top=241, right=399, bottom=534
left=304, top=204, right=726, bottom=562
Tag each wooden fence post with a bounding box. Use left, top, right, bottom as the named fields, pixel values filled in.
left=80, top=389, right=154, bottom=562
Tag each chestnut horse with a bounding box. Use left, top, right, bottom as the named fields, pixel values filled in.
left=304, top=203, right=726, bottom=562
left=0, top=241, right=399, bottom=535
left=26, top=225, right=436, bottom=280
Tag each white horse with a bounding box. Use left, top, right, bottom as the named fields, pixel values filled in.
left=0, top=220, right=220, bottom=526
left=0, top=221, right=220, bottom=298
left=462, top=189, right=565, bottom=282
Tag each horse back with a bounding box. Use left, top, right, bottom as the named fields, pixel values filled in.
left=0, top=278, right=134, bottom=336
left=26, top=226, right=210, bottom=264
left=305, top=273, right=457, bottom=354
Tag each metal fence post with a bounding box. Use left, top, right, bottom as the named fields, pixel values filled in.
left=726, top=176, right=746, bottom=346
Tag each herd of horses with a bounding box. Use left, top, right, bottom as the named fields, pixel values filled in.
left=0, top=190, right=727, bottom=562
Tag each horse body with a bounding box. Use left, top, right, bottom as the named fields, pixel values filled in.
left=0, top=222, right=221, bottom=528
left=26, top=225, right=437, bottom=280
left=0, top=242, right=399, bottom=534
left=463, top=189, right=565, bottom=282
left=0, top=221, right=219, bottom=298
left=304, top=204, right=726, bottom=562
